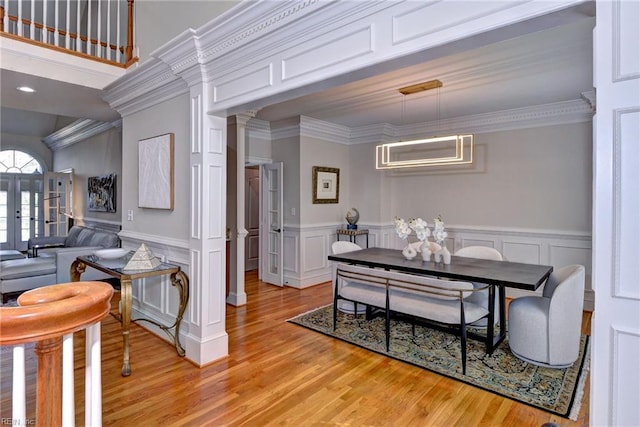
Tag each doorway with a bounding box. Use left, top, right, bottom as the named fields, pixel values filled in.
left=245, top=166, right=260, bottom=271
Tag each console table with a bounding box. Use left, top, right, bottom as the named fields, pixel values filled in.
left=336, top=228, right=369, bottom=248
left=70, top=253, right=189, bottom=376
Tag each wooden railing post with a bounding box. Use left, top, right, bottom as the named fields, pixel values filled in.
left=35, top=338, right=63, bottom=426
left=126, top=0, right=134, bottom=61
left=1, top=281, right=114, bottom=426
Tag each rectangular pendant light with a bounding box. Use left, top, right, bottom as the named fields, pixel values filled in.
left=376, top=134, right=474, bottom=169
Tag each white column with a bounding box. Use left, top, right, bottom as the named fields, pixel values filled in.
left=185, top=82, right=229, bottom=365
left=227, top=113, right=254, bottom=306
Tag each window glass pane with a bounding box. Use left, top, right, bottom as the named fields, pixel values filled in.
left=0, top=150, right=43, bottom=174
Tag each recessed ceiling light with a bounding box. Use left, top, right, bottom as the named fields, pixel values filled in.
left=17, top=86, right=36, bottom=93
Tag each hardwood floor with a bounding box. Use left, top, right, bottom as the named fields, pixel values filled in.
left=1, top=271, right=591, bottom=426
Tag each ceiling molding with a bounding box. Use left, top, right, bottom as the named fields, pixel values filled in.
left=42, top=118, right=122, bottom=151
left=262, top=98, right=592, bottom=146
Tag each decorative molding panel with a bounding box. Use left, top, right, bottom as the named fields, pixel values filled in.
left=613, top=108, right=640, bottom=300
left=215, top=65, right=273, bottom=103
left=611, top=326, right=640, bottom=426
left=612, top=0, right=640, bottom=81
left=282, top=25, right=373, bottom=81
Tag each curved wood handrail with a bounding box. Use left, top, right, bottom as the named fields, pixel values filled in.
left=0, top=281, right=114, bottom=346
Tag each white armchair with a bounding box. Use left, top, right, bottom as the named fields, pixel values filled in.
left=508, top=265, right=585, bottom=368
left=453, top=246, right=503, bottom=328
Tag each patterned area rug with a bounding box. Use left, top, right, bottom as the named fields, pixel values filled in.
left=288, top=304, right=590, bottom=420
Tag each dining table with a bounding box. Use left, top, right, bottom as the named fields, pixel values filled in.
left=328, top=247, right=553, bottom=353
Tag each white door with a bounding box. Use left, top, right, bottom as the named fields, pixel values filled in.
left=591, top=2, right=640, bottom=425
left=245, top=166, right=260, bottom=271
left=0, top=174, right=43, bottom=251
left=260, top=162, right=283, bottom=286
left=43, top=172, right=73, bottom=237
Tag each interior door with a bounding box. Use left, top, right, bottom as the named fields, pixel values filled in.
left=260, top=162, right=283, bottom=286
left=0, top=174, right=43, bottom=251
left=245, top=166, right=260, bottom=271
left=43, top=171, right=73, bottom=237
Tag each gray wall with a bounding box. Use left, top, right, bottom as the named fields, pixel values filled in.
left=53, top=127, right=122, bottom=224
left=348, top=122, right=592, bottom=231
left=300, top=135, right=351, bottom=225
left=120, top=94, right=190, bottom=240
left=135, top=0, right=239, bottom=63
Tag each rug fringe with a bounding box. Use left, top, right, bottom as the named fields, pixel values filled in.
left=569, top=338, right=591, bottom=421
left=286, top=304, right=332, bottom=322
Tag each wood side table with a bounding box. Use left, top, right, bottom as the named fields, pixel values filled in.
left=336, top=228, right=369, bottom=247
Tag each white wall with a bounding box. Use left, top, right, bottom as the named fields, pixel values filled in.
left=53, top=127, right=122, bottom=225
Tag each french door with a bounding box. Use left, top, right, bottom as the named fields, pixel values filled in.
left=0, top=174, right=44, bottom=251
left=260, top=162, right=283, bottom=286
left=43, top=172, right=74, bottom=237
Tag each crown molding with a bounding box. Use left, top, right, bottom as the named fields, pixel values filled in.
left=102, top=60, right=188, bottom=117
left=42, top=118, right=122, bottom=151
left=349, top=98, right=593, bottom=145
left=254, top=98, right=592, bottom=146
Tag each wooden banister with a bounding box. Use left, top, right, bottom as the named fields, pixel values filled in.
left=0, top=0, right=137, bottom=67
left=1, top=282, right=113, bottom=425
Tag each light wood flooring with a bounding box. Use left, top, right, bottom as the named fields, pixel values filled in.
left=1, top=271, right=591, bottom=426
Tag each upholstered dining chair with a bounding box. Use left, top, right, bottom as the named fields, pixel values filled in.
left=331, top=241, right=366, bottom=314
left=508, top=264, right=585, bottom=368
left=453, top=246, right=503, bottom=328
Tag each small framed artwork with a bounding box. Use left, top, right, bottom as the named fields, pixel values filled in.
left=138, top=133, right=175, bottom=210
left=88, top=174, right=117, bottom=212
left=312, top=166, right=340, bottom=204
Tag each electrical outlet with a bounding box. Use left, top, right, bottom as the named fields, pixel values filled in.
left=290, top=208, right=296, bottom=216
left=127, top=210, right=134, bottom=221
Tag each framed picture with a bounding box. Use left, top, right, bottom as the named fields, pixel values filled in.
left=138, top=133, right=175, bottom=210
left=88, top=174, right=117, bottom=212
left=312, top=166, right=340, bottom=204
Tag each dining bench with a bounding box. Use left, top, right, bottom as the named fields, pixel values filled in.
left=334, top=263, right=491, bottom=375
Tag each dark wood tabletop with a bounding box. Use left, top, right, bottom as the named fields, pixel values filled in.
left=328, top=247, right=553, bottom=291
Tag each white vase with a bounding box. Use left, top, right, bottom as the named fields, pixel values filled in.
left=420, top=241, right=432, bottom=261
left=402, top=244, right=417, bottom=260
left=441, top=246, right=451, bottom=264
left=434, top=249, right=442, bottom=263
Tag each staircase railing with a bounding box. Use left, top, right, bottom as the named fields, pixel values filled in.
left=1, top=281, right=114, bottom=426
left=0, top=0, right=136, bottom=67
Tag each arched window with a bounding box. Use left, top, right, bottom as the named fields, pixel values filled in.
left=0, top=150, right=43, bottom=174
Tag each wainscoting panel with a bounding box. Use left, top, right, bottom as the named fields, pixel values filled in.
left=282, top=223, right=593, bottom=310
left=118, top=230, right=191, bottom=340
left=502, top=241, right=542, bottom=264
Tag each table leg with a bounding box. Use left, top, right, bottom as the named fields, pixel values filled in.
left=120, top=278, right=132, bottom=377
left=170, top=270, right=190, bottom=356
left=69, top=260, right=86, bottom=282
left=486, top=284, right=507, bottom=354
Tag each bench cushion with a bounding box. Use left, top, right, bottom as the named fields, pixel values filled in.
left=1, top=257, right=57, bottom=280
left=0, top=250, right=24, bottom=261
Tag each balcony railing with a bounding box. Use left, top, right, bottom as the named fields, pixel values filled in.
left=1, top=281, right=114, bottom=425
left=1, top=0, right=136, bottom=67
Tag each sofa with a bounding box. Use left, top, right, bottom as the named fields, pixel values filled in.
left=0, top=226, right=120, bottom=302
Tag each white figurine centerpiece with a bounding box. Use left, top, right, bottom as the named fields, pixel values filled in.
left=394, top=216, right=432, bottom=261
left=432, top=215, right=451, bottom=264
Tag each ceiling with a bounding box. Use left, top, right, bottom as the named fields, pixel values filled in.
left=1, top=12, right=595, bottom=141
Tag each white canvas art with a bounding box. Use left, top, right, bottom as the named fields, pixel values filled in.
left=138, top=133, right=174, bottom=210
